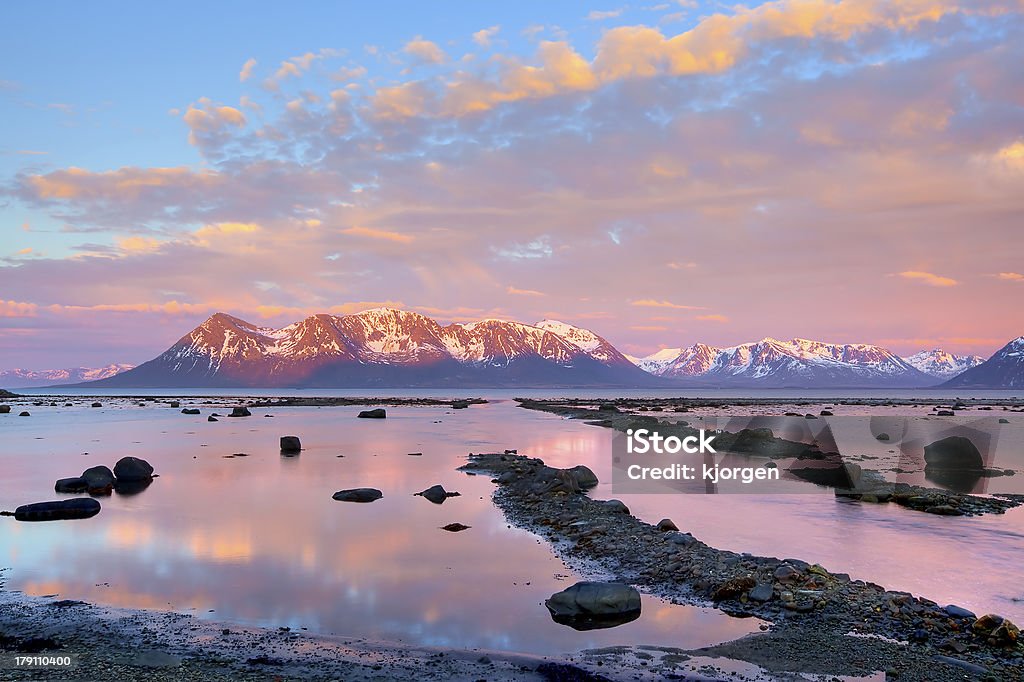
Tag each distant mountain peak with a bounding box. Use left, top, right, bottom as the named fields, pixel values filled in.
left=943, top=335, right=1024, bottom=388
left=902, top=349, right=984, bottom=379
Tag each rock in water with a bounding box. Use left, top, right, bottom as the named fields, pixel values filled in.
left=19, top=411, right=30, bottom=417
left=113, top=456, right=154, bottom=482
left=545, top=582, right=641, bottom=631
left=924, top=436, right=983, bottom=471
left=451, top=401, right=470, bottom=409
left=568, top=465, right=599, bottom=489
left=357, top=408, right=387, bottom=419
left=416, top=484, right=460, bottom=504
left=228, top=406, right=251, bottom=417
left=208, top=415, right=218, bottom=422
left=332, top=488, right=382, bottom=503
left=0, top=405, right=10, bottom=414
left=280, top=436, right=302, bottom=453
left=169, top=401, right=180, bottom=408
left=181, top=408, right=201, bottom=415
left=14, top=498, right=101, bottom=521
left=54, top=477, right=89, bottom=493
left=441, top=523, right=471, bottom=532
left=91, top=402, right=102, bottom=408
left=81, top=465, right=115, bottom=491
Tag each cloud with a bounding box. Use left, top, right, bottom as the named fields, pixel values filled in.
left=506, top=286, right=545, bottom=297
left=897, top=271, right=959, bottom=287
left=341, top=226, right=414, bottom=243
left=239, top=57, right=257, bottom=82
left=631, top=325, right=668, bottom=331
left=631, top=299, right=704, bottom=310
left=1, top=300, right=38, bottom=318
left=588, top=8, right=625, bottom=21
left=117, top=236, right=164, bottom=253
left=997, top=272, right=1024, bottom=282
left=404, top=37, right=446, bottom=65
left=182, top=99, right=246, bottom=146
left=696, top=314, right=729, bottom=322
left=472, top=25, right=500, bottom=47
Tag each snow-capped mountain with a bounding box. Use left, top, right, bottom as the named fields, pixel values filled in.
left=942, top=336, right=1024, bottom=388
left=629, top=338, right=933, bottom=387
left=86, top=310, right=658, bottom=388
left=902, top=350, right=984, bottom=380
left=0, top=364, right=134, bottom=388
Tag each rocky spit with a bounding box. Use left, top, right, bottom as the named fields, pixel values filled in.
left=462, top=452, right=1023, bottom=681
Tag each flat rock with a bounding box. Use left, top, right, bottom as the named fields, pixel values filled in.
left=357, top=408, right=387, bottom=419
left=54, top=477, right=88, bottom=493
left=15, top=498, right=101, bottom=521
left=416, top=484, right=460, bottom=504
left=332, top=488, right=383, bottom=503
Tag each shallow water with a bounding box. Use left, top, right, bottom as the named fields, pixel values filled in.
left=0, top=398, right=759, bottom=656
left=1, top=396, right=1022, bottom=657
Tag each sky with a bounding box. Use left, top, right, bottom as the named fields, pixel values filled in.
left=2, top=0, right=1023, bottom=369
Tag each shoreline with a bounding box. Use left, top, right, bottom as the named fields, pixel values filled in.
left=461, top=451, right=1023, bottom=680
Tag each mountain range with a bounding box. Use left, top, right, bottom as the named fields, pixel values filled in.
left=0, top=364, right=135, bottom=389
left=3, top=309, right=1020, bottom=389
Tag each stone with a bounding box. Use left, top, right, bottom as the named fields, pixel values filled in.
left=90, top=402, right=102, bottom=408
left=113, top=456, right=154, bottom=482
left=416, top=484, right=460, bottom=504
left=181, top=408, right=201, bottom=415
left=280, top=436, right=302, bottom=453
left=820, top=410, right=833, bottom=416
left=999, top=418, right=1010, bottom=424
left=712, top=576, right=757, bottom=601
left=14, top=498, right=101, bottom=521
left=748, top=583, right=774, bottom=602
left=19, top=411, right=30, bottom=417
left=332, top=488, right=383, bottom=503
left=924, top=436, right=983, bottom=471
left=357, top=408, right=387, bottom=419
left=545, top=582, right=641, bottom=630
left=208, top=416, right=218, bottom=422
left=441, top=523, right=471, bottom=532
left=54, top=477, right=88, bottom=493
left=774, top=564, right=802, bottom=582
left=945, top=604, right=977, bottom=620
left=228, top=406, right=251, bottom=417
left=169, top=401, right=180, bottom=408
left=451, top=401, right=470, bottom=409
left=0, top=405, right=10, bottom=414
left=568, top=465, right=598, bottom=489
left=876, top=433, right=890, bottom=441
left=81, top=466, right=115, bottom=491
left=936, top=410, right=955, bottom=416
left=656, top=518, right=679, bottom=532
left=600, top=499, right=630, bottom=514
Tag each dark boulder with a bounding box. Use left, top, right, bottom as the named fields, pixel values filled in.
left=280, top=436, right=302, bottom=453
left=113, top=456, right=154, bottom=482
left=19, top=411, right=30, bottom=417
left=14, top=498, right=101, bottom=521
left=441, top=523, right=471, bottom=532
left=54, top=477, right=89, bottom=493
left=451, top=401, right=470, bottom=409
left=924, top=436, right=983, bottom=471
left=90, top=402, right=102, bottom=408
left=181, top=408, right=201, bottom=415
left=415, top=484, right=460, bottom=504
left=228, top=406, right=251, bottom=417
left=0, top=405, right=11, bottom=414
left=545, top=582, right=641, bottom=631
left=332, top=488, right=383, bottom=503
left=567, top=465, right=598, bottom=489
left=357, top=408, right=387, bottom=419
left=169, top=401, right=180, bottom=408
left=208, top=416, right=218, bottom=422
left=81, top=465, right=115, bottom=491
left=656, top=518, right=679, bottom=532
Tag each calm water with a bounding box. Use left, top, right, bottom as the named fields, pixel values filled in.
left=2, top=396, right=1023, bottom=656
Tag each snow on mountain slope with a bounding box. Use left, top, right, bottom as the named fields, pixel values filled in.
left=942, top=336, right=1024, bottom=388
left=89, top=309, right=656, bottom=388
left=902, top=349, right=984, bottom=379
left=629, top=337, right=932, bottom=387
left=0, top=364, right=135, bottom=388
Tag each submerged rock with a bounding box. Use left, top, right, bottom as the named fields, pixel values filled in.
left=81, top=465, right=115, bottom=491
left=441, top=523, right=471, bottom=532
left=924, top=436, right=983, bottom=471
left=280, top=435, right=302, bottom=453
left=545, top=582, right=641, bottom=630
left=54, top=477, right=89, bottom=493
left=332, top=488, right=383, bottom=503
left=113, top=456, right=154, bottom=482
left=357, top=408, right=387, bottom=419
left=14, top=498, right=101, bottom=521
left=416, top=484, right=461, bottom=504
